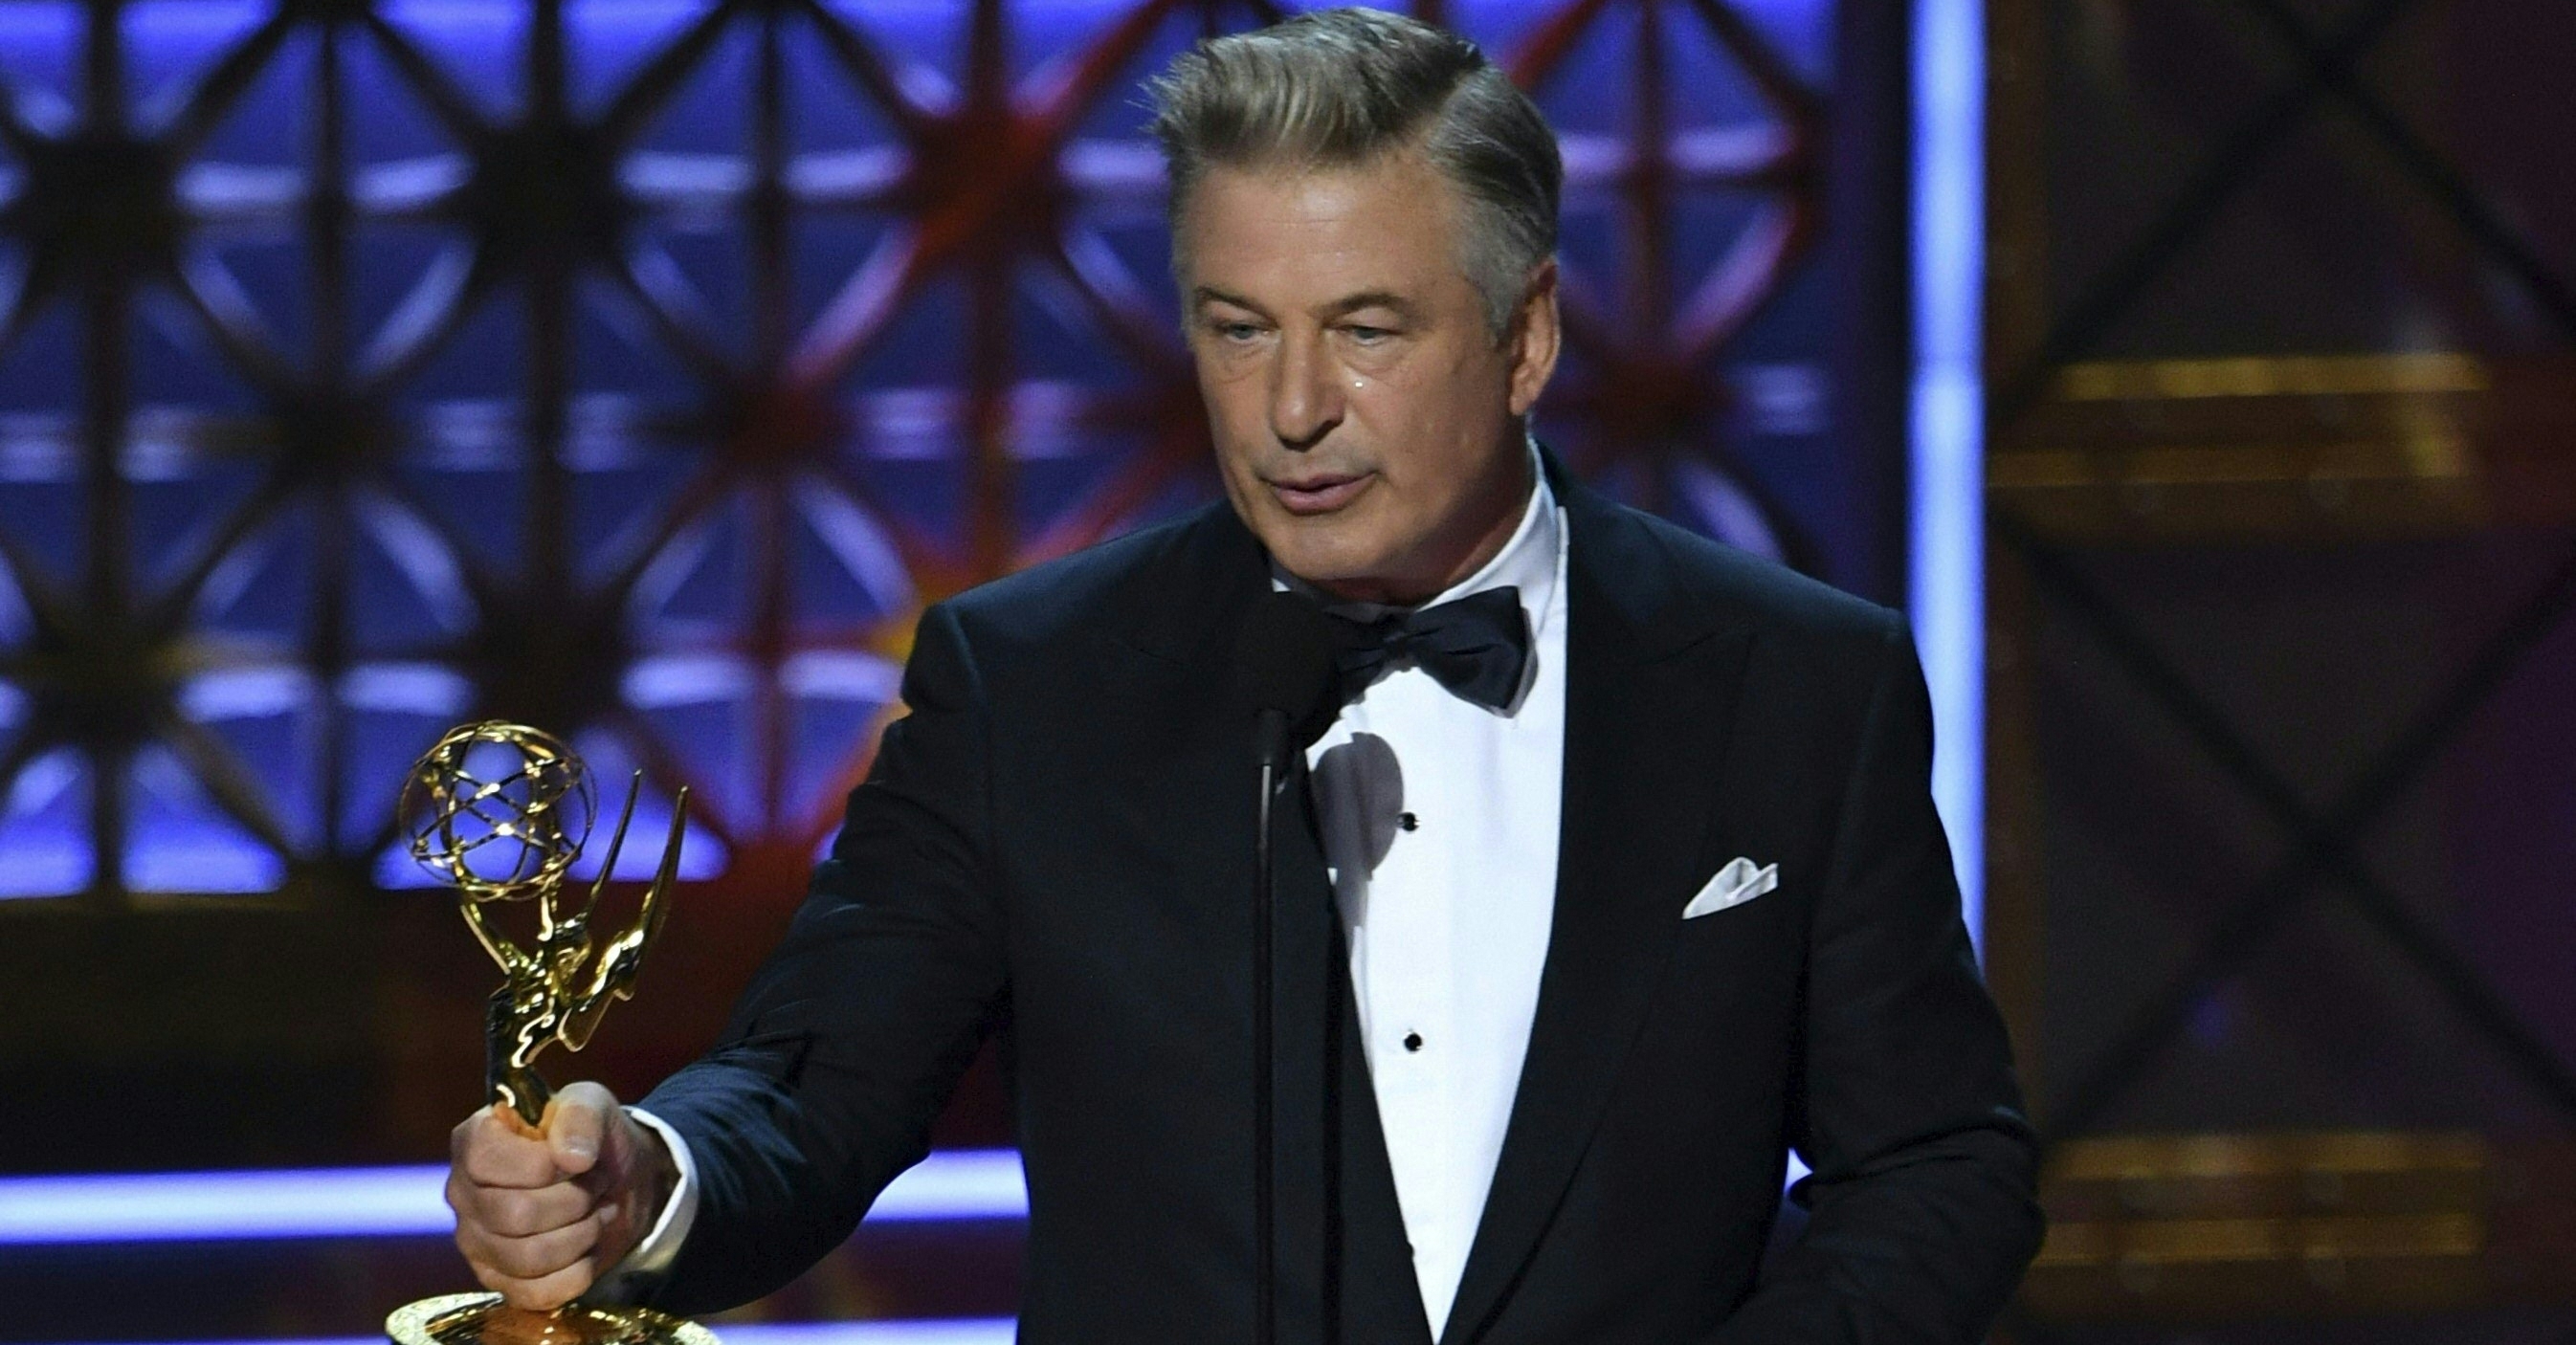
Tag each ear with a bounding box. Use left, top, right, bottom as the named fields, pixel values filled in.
left=1505, top=257, right=1561, bottom=417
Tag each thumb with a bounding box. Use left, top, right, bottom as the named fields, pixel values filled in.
left=541, top=1081, right=620, bottom=1177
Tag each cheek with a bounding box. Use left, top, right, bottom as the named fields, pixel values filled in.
left=1195, top=364, right=1268, bottom=447
left=1340, top=342, right=1406, bottom=383
left=1361, top=369, right=1494, bottom=483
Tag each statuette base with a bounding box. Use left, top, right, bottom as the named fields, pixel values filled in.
left=387, top=1293, right=718, bottom=1345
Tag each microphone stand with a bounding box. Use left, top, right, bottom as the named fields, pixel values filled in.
left=1253, top=716, right=1345, bottom=1345
left=1237, top=590, right=1342, bottom=1345
left=1321, top=884, right=1344, bottom=1345
left=1253, top=708, right=1288, bottom=1345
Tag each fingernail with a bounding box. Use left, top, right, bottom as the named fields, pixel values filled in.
left=563, top=1140, right=596, bottom=1162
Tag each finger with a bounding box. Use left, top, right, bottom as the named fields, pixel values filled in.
left=575, top=1109, right=649, bottom=1202
left=543, top=1082, right=619, bottom=1176
left=474, top=1256, right=600, bottom=1314
left=451, top=1175, right=563, bottom=1265
left=458, top=1209, right=603, bottom=1283
left=455, top=1110, right=561, bottom=1189
left=462, top=1179, right=598, bottom=1239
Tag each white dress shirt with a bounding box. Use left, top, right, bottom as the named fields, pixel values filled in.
left=1293, top=467, right=1566, bottom=1338
left=594, top=1106, right=698, bottom=1294
left=620, top=464, right=1571, bottom=1339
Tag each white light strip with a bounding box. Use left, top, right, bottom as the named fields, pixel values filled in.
left=34, top=1325, right=1019, bottom=1345
left=723, top=1323, right=1018, bottom=1345
left=0, top=1150, right=1026, bottom=1245
left=1910, top=0, right=1988, bottom=951
left=866, top=1149, right=1028, bottom=1223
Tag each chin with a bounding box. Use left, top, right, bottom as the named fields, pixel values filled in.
left=1263, top=530, right=1387, bottom=591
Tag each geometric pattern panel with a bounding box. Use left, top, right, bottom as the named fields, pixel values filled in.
left=0, top=0, right=1840, bottom=906
left=1999, top=0, right=2576, bottom=419
left=2027, top=534, right=2576, bottom=1139
left=1986, top=0, right=2576, bottom=1328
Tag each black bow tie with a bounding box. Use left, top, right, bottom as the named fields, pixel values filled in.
left=1329, top=586, right=1531, bottom=711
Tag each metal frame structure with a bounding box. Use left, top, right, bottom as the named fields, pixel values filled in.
left=0, top=0, right=1834, bottom=912
left=1983, top=0, right=2576, bottom=1327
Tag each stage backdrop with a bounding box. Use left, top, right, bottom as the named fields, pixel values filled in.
left=0, top=0, right=1903, bottom=1338
left=1983, top=0, right=2576, bottom=1337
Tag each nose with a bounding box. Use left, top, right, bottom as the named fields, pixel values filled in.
left=1266, top=329, right=1344, bottom=451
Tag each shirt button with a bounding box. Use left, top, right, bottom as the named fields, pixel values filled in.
left=1398, top=811, right=1420, bottom=831
left=1403, top=1031, right=1424, bottom=1052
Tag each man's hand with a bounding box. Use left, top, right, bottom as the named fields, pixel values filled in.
left=446, top=1082, right=677, bottom=1312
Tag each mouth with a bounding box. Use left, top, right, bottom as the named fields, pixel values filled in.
left=1266, top=471, right=1374, bottom=517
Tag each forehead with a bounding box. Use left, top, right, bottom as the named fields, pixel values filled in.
left=1178, top=154, right=1468, bottom=298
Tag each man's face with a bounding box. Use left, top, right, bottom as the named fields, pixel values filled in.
left=1178, top=151, right=1559, bottom=606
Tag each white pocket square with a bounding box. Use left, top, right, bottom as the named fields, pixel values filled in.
left=1682, top=857, right=1777, bottom=919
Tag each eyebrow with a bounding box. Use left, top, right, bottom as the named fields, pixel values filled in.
left=1190, top=286, right=1422, bottom=322
left=1319, top=290, right=1418, bottom=321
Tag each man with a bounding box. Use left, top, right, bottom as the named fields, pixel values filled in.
left=446, top=10, right=2043, bottom=1341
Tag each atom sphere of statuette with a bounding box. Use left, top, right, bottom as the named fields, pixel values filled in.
left=401, top=721, right=596, bottom=904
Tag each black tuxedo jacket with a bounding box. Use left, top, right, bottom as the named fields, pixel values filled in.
left=638, top=463, right=2042, bottom=1342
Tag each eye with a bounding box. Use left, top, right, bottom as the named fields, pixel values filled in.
left=1344, top=324, right=1392, bottom=344
left=1210, top=319, right=1264, bottom=343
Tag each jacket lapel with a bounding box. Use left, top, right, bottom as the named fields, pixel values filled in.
left=1273, top=758, right=1442, bottom=1342
left=1439, top=471, right=1756, bottom=1344
left=1098, top=500, right=1268, bottom=673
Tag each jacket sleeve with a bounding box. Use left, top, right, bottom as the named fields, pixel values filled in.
left=1712, top=617, right=2045, bottom=1344
left=636, top=602, right=1010, bottom=1314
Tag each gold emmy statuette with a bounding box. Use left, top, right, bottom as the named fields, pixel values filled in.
left=385, top=721, right=715, bottom=1345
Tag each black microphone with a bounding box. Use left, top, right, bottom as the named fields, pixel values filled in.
left=1231, top=591, right=1341, bottom=1345
left=1235, top=589, right=1344, bottom=767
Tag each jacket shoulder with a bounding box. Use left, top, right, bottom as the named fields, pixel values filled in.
left=1609, top=503, right=1903, bottom=651
left=931, top=502, right=1244, bottom=664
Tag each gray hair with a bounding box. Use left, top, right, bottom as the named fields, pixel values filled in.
left=1145, top=7, right=1562, bottom=340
